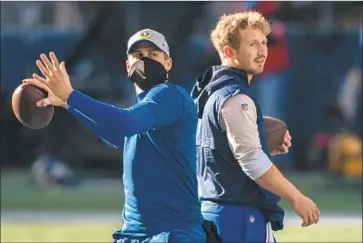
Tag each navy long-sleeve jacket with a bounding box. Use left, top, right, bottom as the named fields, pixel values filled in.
left=66, top=83, right=204, bottom=238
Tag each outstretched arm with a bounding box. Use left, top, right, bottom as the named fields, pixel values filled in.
left=22, top=52, right=185, bottom=149
left=66, top=84, right=185, bottom=147
left=67, top=107, right=124, bottom=148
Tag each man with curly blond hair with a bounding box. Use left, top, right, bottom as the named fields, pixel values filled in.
left=191, top=10, right=320, bottom=242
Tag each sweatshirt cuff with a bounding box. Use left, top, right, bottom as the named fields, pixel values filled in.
left=66, top=90, right=83, bottom=111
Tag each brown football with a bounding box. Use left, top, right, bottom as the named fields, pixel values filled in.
left=263, top=116, right=287, bottom=153
left=12, top=84, right=54, bottom=129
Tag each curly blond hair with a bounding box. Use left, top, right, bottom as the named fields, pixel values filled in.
left=211, top=10, right=271, bottom=58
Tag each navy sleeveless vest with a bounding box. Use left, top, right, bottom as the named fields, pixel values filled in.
left=193, top=66, right=285, bottom=231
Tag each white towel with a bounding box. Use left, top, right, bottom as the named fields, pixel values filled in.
left=265, top=222, right=275, bottom=243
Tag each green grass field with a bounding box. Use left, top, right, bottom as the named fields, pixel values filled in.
left=1, top=170, right=361, bottom=212
left=1, top=223, right=361, bottom=242
left=1, top=170, right=362, bottom=242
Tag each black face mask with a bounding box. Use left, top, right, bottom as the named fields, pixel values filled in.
left=127, top=57, right=168, bottom=90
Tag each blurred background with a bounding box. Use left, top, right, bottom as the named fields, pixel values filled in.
left=1, top=1, right=362, bottom=242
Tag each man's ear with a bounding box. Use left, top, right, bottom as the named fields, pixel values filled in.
left=223, top=45, right=235, bottom=58
left=165, top=58, right=172, bottom=72
left=126, top=60, right=130, bottom=73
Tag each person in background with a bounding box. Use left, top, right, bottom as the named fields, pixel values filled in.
left=252, top=1, right=293, bottom=168
left=31, top=145, right=80, bottom=189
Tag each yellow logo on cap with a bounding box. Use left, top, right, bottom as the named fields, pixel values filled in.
left=138, top=31, right=152, bottom=39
